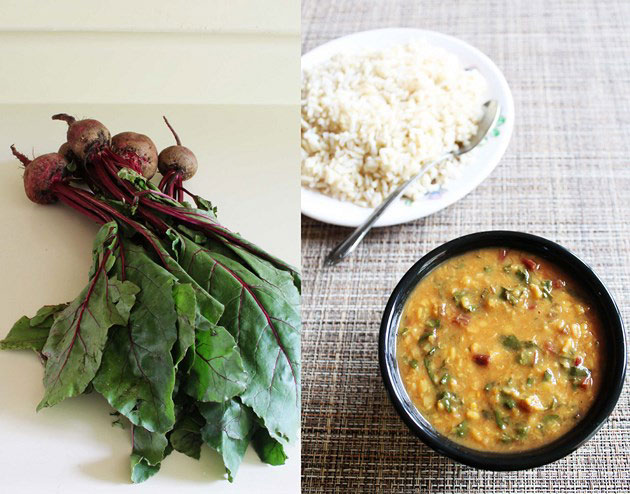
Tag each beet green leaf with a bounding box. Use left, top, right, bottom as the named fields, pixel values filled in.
left=130, top=425, right=170, bottom=483
left=116, top=171, right=300, bottom=286
left=37, top=224, right=139, bottom=410
left=201, top=233, right=301, bottom=307
left=252, top=427, right=288, bottom=466
left=172, top=283, right=196, bottom=367
left=173, top=202, right=301, bottom=288
left=134, top=231, right=248, bottom=401
left=0, top=303, right=67, bottom=352
left=184, top=311, right=247, bottom=403
left=169, top=413, right=204, bottom=460
left=154, top=229, right=224, bottom=325
left=93, top=240, right=179, bottom=433
left=199, top=399, right=256, bottom=482
left=29, top=303, right=69, bottom=327
left=222, top=240, right=301, bottom=296
left=176, top=234, right=300, bottom=445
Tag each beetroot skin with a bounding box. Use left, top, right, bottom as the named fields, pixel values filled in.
left=158, top=145, right=198, bottom=180
left=158, top=116, right=198, bottom=180
left=111, top=132, right=158, bottom=179
left=58, top=142, right=73, bottom=161
left=11, top=146, right=67, bottom=204
left=52, top=114, right=111, bottom=161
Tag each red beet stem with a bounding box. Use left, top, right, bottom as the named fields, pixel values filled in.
left=138, top=198, right=296, bottom=272
left=54, top=183, right=168, bottom=269
left=53, top=184, right=127, bottom=279
left=181, top=186, right=196, bottom=200
left=76, top=146, right=295, bottom=274
left=158, top=168, right=177, bottom=191
left=10, top=145, right=31, bottom=166
left=176, top=174, right=183, bottom=203
left=77, top=188, right=169, bottom=268
left=51, top=113, right=76, bottom=126
left=86, top=150, right=171, bottom=234
left=56, top=190, right=108, bottom=224
left=54, top=185, right=111, bottom=224
left=159, top=171, right=184, bottom=202
left=163, top=116, right=182, bottom=146
left=134, top=188, right=177, bottom=202
left=166, top=175, right=176, bottom=198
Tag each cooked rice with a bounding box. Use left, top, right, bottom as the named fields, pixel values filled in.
left=301, top=40, right=487, bottom=208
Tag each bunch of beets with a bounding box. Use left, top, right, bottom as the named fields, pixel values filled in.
left=1, top=114, right=301, bottom=482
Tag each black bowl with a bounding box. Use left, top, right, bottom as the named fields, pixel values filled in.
left=379, top=231, right=626, bottom=470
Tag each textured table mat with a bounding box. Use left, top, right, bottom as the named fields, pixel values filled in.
left=301, top=1, right=630, bottom=492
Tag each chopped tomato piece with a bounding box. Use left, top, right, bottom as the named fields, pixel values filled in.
left=521, top=258, right=539, bottom=271
left=574, top=356, right=584, bottom=366
left=472, top=354, right=490, bottom=366
left=498, top=248, right=509, bottom=261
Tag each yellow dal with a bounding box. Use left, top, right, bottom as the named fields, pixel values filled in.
left=396, top=248, right=603, bottom=451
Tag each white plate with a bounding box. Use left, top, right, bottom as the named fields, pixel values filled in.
left=301, top=28, right=514, bottom=227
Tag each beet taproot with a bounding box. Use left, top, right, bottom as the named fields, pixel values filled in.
left=158, top=117, right=198, bottom=181
left=57, top=142, right=74, bottom=162
left=111, top=131, right=158, bottom=179
left=11, top=146, right=67, bottom=204
left=52, top=114, right=110, bottom=161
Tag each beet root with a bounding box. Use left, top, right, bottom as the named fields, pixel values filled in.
left=111, top=131, right=158, bottom=179
left=158, top=116, right=198, bottom=180
left=11, top=146, right=67, bottom=204
left=158, top=145, right=198, bottom=181
left=52, top=113, right=110, bottom=161
left=58, top=142, right=74, bottom=161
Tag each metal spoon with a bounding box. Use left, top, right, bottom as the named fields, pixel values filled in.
left=324, top=99, right=500, bottom=267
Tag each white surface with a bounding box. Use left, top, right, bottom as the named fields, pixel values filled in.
left=0, top=104, right=300, bottom=493
left=300, top=28, right=515, bottom=227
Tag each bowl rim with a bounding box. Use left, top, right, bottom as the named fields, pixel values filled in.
left=378, top=230, right=627, bottom=470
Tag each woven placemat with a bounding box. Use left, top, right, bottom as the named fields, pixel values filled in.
left=301, top=1, right=630, bottom=492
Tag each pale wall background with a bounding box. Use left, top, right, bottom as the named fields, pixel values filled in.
left=0, top=0, right=299, bottom=105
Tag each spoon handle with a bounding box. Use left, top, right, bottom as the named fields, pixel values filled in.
left=324, top=152, right=452, bottom=267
